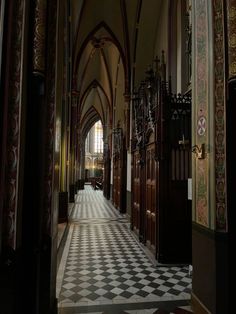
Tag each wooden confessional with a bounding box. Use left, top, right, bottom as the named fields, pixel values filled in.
left=158, top=90, right=192, bottom=263
left=131, top=78, right=158, bottom=253
left=131, top=60, right=192, bottom=263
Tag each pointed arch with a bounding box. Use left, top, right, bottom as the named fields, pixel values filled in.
left=80, top=79, right=111, bottom=112
left=80, top=106, right=103, bottom=140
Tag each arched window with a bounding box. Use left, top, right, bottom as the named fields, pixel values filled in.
left=85, top=120, right=104, bottom=178
left=94, top=120, right=103, bottom=153
left=85, top=120, right=104, bottom=154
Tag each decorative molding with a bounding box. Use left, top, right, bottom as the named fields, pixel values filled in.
left=33, top=0, right=47, bottom=74
left=194, top=0, right=209, bottom=227
left=213, top=0, right=227, bottom=231
left=4, top=0, right=25, bottom=249
left=227, top=0, right=236, bottom=78
left=113, top=126, right=123, bottom=160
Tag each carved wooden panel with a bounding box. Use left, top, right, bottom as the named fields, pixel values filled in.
left=132, top=151, right=141, bottom=234
left=103, top=143, right=111, bottom=199
left=112, top=128, right=126, bottom=212
left=145, top=142, right=157, bottom=254
left=113, top=158, right=121, bottom=209
left=131, top=54, right=192, bottom=263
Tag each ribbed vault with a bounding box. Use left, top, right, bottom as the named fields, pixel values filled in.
left=71, top=0, right=163, bottom=145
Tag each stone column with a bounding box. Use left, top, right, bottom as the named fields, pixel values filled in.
left=3, top=0, right=26, bottom=251
left=40, top=0, right=60, bottom=312
left=72, top=90, right=80, bottom=191
left=69, top=93, right=77, bottom=202
left=0, top=2, right=27, bottom=313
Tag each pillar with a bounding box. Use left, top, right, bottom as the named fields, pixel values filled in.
left=191, top=1, right=229, bottom=312
left=0, top=1, right=27, bottom=313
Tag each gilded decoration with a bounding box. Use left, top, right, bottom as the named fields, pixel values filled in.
left=227, top=0, right=236, bottom=77
left=5, top=0, right=24, bottom=248
left=195, top=0, right=209, bottom=227
left=214, top=0, right=227, bottom=231
left=33, top=0, right=47, bottom=74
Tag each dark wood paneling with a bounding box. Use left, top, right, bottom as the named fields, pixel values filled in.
left=158, top=92, right=192, bottom=263
left=192, top=223, right=229, bottom=314
left=145, top=142, right=157, bottom=254
left=103, top=144, right=111, bottom=199
left=132, top=151, right=141, bottom=235
left=112, top=130, right=127, bottom=213
left=131, top=61, right=192, bottom=264
left=113, top=158, right=121, bottom=209
left=126, top=190, right=132, bottom=217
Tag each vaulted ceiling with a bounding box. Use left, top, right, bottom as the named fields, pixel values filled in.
left=71, top=0, right=164, bottom=138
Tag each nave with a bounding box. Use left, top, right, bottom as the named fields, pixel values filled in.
left=57, top=186, right=192, bottom=314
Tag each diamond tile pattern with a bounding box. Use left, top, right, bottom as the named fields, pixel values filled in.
left=58, top=185, right=192, bottom=314
left=71, top=187, right=121, bottom=220
left=58, top=222, right=191, bottom=305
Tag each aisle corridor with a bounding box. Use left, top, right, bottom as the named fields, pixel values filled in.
left=57, top=186, right=192, bottom=314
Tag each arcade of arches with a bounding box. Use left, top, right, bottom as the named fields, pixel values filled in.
left=0, top=1, right=234, bottom=313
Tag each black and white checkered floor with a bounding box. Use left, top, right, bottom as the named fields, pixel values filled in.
left=71, top=186, right=121, bottom=220
left=57, top=186, right=192, bottom=313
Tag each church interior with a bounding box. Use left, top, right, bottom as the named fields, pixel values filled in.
left=0, top=0, right=234, bottom=313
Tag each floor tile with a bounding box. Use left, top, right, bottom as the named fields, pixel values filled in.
left=57, top=186, right=192, bottom=314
